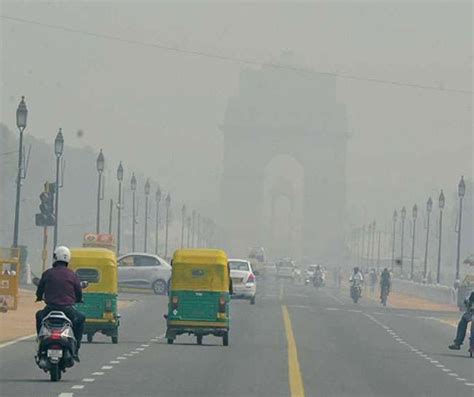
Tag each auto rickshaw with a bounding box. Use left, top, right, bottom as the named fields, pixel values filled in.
left=69, top=248, right=120, bottom=343
left=166, top=249, right=231, bottom=346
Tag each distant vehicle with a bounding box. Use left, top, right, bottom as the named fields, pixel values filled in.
left=229, top=259, right=257, bottom=304
left=276, top=259, right=295, bottom=279
left=117, top=253, right=171, bottom=295
left=248, top=247, right=265, bottom=275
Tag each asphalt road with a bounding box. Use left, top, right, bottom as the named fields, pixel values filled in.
left=0, top=277, right=472, bottom=397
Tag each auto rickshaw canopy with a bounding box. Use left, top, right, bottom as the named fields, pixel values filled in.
left=171, top=249, right=229, bottom=292
left=69, top=248, right=118, bottom=294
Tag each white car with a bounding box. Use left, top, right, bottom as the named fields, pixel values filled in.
left=229, top=259, right=257, bottom=305
left=117, top=253, right=171, bottom=295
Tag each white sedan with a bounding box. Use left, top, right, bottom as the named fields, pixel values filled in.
left=229, top=259, right=257, bottom=305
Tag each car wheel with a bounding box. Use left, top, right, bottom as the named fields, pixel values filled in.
left=152, top=279, right=167, bottom=295
left=167, top=338, right=174, bottom=344
left=250, top=296, right=256, bottom=305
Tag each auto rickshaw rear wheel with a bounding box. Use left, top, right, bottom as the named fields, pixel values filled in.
left=167, top=338, right=174, bottom=344
left=111, top=335, right=118, bottom=344
left=87, top=334, right=93, bottom=343
left=223, top=332, right=229, bottom=346
left=197, top=335, right=203, bottom=345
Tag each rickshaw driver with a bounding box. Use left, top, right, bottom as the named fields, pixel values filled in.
left=35, top=246, right=85, bottom=361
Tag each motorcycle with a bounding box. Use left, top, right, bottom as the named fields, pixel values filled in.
left=36, top=311, right=78, bottom=381
left=313, top=273, right=324, bottom=288
left=33, top=277, right=88, bottom=381
left=350, top=280, right=362, bottom=303
left=380, top=285, right=389, bottom=306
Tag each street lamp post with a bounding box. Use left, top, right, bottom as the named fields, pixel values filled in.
left=155, top=186, right=161, bottom=255
left=53, top=128, right=64, bottom=248
left=455, top=177, right=465, bottom=287
left=436, top=190, right=445, bottom=284
left=116, top=162, right=124, bottom=255
left=391, top=210, right=397, bottom=271
left=370, top=221, right=376, bottom=269
left=186, top=216, right=191, bottom=247
left=410, top=204, right=418, bottom=280
left=12, top=96, right=28, bottom=247
left=423, top=197, right=433, bottom=282
left=191, top=210, right=196, bottom=247
left=366, top=222, right=372, bottom=269
left=144, top=179, right=150, bottom=252
left=130, top=174, right=137, bottom=251
left=400, top=207, right=407, bottom=275
left=181, top=205, right=186, bottom=248
left=361, top=224, right=366, bottom=269
left=96, top=150, right=105, bottom=233
left=197, top=213, right=201, bottom=247
left=164, top=194, right=171, bottom=258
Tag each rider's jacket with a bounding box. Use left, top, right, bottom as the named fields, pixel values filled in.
left=36, top=262, right=82, bottom=306
left=350, top=272, right=364, bottom=283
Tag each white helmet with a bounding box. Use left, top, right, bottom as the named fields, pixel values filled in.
left=53, top=246, right=71, bottom=264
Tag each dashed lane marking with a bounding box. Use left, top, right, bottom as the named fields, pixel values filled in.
left=136, top=347, right=145, bottom=351
left=325, top=308, right=340, bottom=311
left=71, top=385, right=84, bottom=390
left=364, top=312, right=474, bottom=389
left=58, top=393, right=74, bottom=397
left=101, top=365, right=113, bottom=369
left=110, top=360, right=120, bottom=364
left=92, top=372, right=104, bottom=375
left=82, top=378, right=95, bottom=382
left=117, top=356, right=127, bottom=360
left=141, top=344, right=150, bottom=347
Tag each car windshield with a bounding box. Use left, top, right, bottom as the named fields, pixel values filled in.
left=229, top=261, right=250, bottom=271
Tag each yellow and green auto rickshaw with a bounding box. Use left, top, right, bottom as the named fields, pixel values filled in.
left=166, top=249, right=231, bottom=346
left=69, top=248, right=120, bottom=344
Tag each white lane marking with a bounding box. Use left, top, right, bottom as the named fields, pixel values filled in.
left=71, top=385, right=84, bottom=390
left=82, top=378, right=95, bottom=382
left=123, top=353, right=133, bottom=356
left=141, top=344, right=150, bottom=347
left=430, top=360, right=439, bottom=364
left=457, top=378, right=467, bottom=381
left=448, top=373, right=459, bottom=377
left=58, top=393, right=74, bottom=397
left=441, top=368, right=451, bottom=372
left=465, top=383, right=474, bottom=387
left=325, top=308, right=340, bottom=311
left=117, top=356, right=127, bottom=360
left=130, top=351, right=139, bottom=354
left=92, top=372, right=104, bottom=375
left=101, top=365, right=113, bottom=369
left=347, top=309, right=362, bottom=313
left=110, top=360, right=120, bottom=364
left=136, top=347, right=145, bottom=351
left=436, top=364, right=445, bottom=368
left=0, top=333, right=36, bottom=349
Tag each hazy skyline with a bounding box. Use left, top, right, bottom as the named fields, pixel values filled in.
left=1, top=1, right=472, bottom=232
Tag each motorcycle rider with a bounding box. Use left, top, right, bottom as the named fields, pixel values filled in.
left=35, top=246, right=85, bottom=361
left=314, top=265, right=324, bottom=285
left=380, top=268, right=391, bottom=302
left=448, top=291, right=474, bottom=350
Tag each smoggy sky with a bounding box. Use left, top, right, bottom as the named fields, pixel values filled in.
left=1, top=1, right=472, bottom=229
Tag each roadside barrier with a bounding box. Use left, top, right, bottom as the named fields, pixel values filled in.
left=392, top=279, right=457, bottom=306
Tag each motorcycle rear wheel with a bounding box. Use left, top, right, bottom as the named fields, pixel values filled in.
left=50, top=363, right=60, bottom=382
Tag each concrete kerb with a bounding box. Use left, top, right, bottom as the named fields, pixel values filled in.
left=392, top=279, right=457, bottom=306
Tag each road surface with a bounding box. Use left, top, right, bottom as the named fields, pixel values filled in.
left=0, top=277, right=472, bottom=397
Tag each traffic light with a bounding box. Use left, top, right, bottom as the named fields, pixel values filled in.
left=35, top=182, right=56, bottom=227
